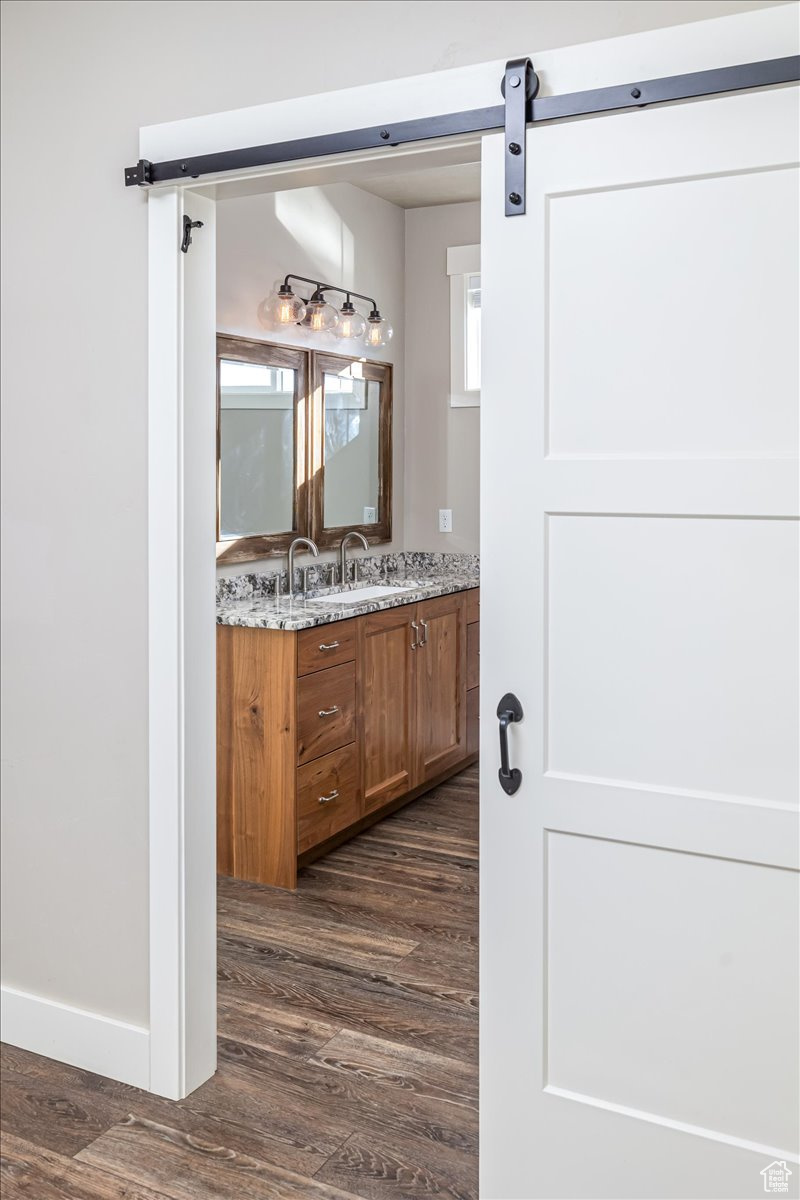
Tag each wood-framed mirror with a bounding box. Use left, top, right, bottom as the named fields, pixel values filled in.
left=216, top=335, right=309, bottom=563
left=216, top=335, right=392, bottom=564
left=310, top=351, right=393, bottom=550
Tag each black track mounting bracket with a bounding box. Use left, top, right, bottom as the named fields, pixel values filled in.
left=125, top=159, right=153, bottom=187
left=502, top=58, right=538, bottom=216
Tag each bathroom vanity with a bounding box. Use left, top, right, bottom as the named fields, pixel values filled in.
left=215, top=331, right=479, bottom=890
left=216, top=560, right=479, bottom=889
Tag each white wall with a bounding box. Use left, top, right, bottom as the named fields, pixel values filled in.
left=405, top=202, right=481, bottom=553
left=216, top=183, right=405, bottom=573
left=0, top=0, right=787, bottom=1039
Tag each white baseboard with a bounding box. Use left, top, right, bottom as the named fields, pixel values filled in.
left=0, top=984, right=150, bottom=1090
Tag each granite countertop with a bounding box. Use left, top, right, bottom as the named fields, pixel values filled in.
left=216, top=551, right=479, bottom=631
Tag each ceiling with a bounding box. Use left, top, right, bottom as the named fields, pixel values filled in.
left=210, top=138, right=482, bottom=204
left=355, top=162, right=482, bottom=209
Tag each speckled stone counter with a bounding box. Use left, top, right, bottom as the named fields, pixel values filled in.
left=216, top=551, right=479, bottom=631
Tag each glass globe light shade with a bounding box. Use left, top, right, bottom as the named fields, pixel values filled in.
left=364, top=313, right=393, bottom=349
left=334, top=302, right=367, bottom=340
left=257, top=284, right=306, bottom=327
left=304, top=298, right=339, bottom=333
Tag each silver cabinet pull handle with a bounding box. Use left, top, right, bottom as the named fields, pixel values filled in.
left=410, top=620, right=419, bottom=650
left=319, top=641, right=340, bottom=651
left=419, top=619, right=429, bottom=646
left=318, top=789, right=339, bottom=805
left=318, top=706, right=339, bottom=718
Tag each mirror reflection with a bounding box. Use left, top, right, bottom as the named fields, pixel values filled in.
left=323, top=370, right=381, bottom=530
left=218, top=358, right=295, bottom=539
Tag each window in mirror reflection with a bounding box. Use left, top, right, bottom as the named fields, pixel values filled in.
left=323, top=370, right=381, bottom=529
left=466, top=273, right=481, bottom=392
left=218, top=358, right=296, bottom=539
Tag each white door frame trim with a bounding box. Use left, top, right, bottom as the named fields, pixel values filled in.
left=147, top=186, right=189, bottom=1098
left=142, top=6, right=797, bottom=1101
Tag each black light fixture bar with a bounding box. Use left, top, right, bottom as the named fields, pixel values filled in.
left=284, top=274, right=378, bottom=310
left=124, top=55, right=799, bottom=189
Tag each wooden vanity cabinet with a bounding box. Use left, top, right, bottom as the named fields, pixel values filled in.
left=415, top=593, right=467, bottom=784
left=359, top=607, right=417, bottom=812
left=216, top=625, right=299, bottom=890
left=217, top=587, right=479, bottom=889
left=466, top=591, right=480, bottom=755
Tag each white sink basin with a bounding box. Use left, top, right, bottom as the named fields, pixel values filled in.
left=306, top=585, right=412, bottom=605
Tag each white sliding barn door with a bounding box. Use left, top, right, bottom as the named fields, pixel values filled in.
left=480, top=84, right=799, bottom=1200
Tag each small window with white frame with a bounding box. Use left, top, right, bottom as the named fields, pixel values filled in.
left=448, top=244, right=481, bottom=407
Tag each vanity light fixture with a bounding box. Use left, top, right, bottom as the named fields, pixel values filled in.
left=260, top=274, right=392, bottom=349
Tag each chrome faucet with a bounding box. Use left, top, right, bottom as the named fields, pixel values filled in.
left=339, top=531, right=369, bottom=585
left=287, top=536, right=319, bottom=597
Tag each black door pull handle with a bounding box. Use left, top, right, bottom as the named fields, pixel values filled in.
left=497, top=693, right=523, bottom=794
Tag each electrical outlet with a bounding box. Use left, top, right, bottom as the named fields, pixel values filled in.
left=363, top=506, right=377, bottom=524
left=439, top=509, right=453, bottom=533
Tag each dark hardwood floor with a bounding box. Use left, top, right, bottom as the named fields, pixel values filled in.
left=1, top=764, right=478, bottom=1199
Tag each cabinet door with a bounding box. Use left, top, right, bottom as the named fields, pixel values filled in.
left=358, top=605, right=417, bottom=812
left=415, top=593, right=467, bottom=784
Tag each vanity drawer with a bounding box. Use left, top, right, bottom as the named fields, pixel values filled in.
left=296, top=745, right=360, bottom=854
left=297, top=661, right=356, bottom=765
left=466, top=587, right=480, bottom=625
left=297, top=619, right=357, bottom=676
